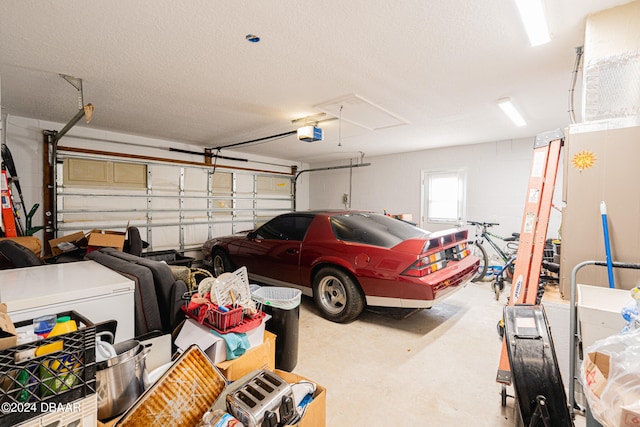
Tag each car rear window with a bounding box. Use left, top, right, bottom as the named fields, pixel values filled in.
left=330, top=213, right=430, bottom=248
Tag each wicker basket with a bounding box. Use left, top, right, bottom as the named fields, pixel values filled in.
left=169, top=266, right=213, bottom=291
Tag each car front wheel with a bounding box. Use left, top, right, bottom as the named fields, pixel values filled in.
left=211, top=249, right=233, bottom=277
left=312, top=267, right=364, bottom=323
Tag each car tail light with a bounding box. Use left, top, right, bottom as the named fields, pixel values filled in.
left=449, top=242, right=470, bottom=261
left=402, top=250, right=448, bottom=277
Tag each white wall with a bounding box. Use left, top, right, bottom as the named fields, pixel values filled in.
left=2, top=114, right=309, bottom=244
left=308, top=137, right=564, bottom=256
left=2, top=115, right=45, bottom=241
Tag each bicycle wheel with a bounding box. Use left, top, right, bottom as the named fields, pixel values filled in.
left=470, top=241, right=488, bottom=282
left=505, top=242, right=518, bottom=279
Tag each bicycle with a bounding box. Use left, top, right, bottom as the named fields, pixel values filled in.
left=467, top=221, right=520, bottom=282
left=492, top=239, right=560, bottom=302
left=491, top=254, right=516, bottom=301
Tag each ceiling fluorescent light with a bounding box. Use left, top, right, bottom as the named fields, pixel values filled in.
left=514, top=0, right=550, bottom=46
left=497, top=98, right=526, bottom=127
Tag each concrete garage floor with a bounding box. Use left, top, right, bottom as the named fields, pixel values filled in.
left=292, top=281, right=587, bottom=426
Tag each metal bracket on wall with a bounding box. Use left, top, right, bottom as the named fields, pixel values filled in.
left=54, top=75, right=94, bottom=144
left=60, top=74, right=84, bottom=110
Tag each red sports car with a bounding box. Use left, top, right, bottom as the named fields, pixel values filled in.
left=202, top=210, right=479, bottom=323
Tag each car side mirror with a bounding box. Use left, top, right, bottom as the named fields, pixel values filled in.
left=247, top=231, right=257, bottom=240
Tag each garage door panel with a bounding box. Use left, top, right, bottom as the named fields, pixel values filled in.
left=56, top=153, right=293, bottom=255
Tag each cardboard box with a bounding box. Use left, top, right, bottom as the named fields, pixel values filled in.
left=87, top=229, right=126, bottom=251
left=244, top=314, right=269, bottom=348
left=0, top=236, right=42, bottom=256
left=216, top=331, right=276, bottom=381
left=210, top=368, right=326, bottom=427
left=274, top=369, right=326, bottom=427
left=48, top=231, right=88, bottom=256
left=174, top=318, right=275, bottom=380
left=174, top=318, right=226, bottom=363
left=0, top=303, right=17, bottom=351
left=584, top=351, right=610, bottom=398
left=560, top=126, right=640, bottom=297
left=621, top=404, right=640, bottom=427
left=175, top=315, right=270, bottom=361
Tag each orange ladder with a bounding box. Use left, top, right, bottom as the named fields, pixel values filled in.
left=1, top=169, right=18, bottom=237
left=496, top=129, right=564, bottom=385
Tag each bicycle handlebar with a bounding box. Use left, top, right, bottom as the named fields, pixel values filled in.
left=467, top=221, right=499, bottom=227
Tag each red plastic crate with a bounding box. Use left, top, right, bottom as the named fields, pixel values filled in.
left=181, top=305, right=266, bottom=334
left=183, top=304, right=243, bottom=332
left=204, top=306, right=244, bottom=332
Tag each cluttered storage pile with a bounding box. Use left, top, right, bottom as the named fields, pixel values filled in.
left=0, top=266, right=325, bottom=427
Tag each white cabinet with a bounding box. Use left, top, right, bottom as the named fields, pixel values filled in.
left=0, top=260, right=135, bottom=342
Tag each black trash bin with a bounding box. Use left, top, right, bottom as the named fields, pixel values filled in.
left=252, top=286, right=302, bottom=372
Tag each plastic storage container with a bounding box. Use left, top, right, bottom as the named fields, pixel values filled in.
left=0, top=311, right=96, bottom=426
left=577, top=283, right=631, bottom=349
left=252, top=286, right=302, bottom=372
left=37, top=316, right=80, bottom=398
left=35, top=316, right=78, bottom=357
left=196, top=409, right=243, bottom=427
left=141, top=249, right=195, bottom=267
left=33, top=314, right=56, bottom=339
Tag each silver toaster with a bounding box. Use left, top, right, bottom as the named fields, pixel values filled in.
left=226, top=370, right=296, bottom=427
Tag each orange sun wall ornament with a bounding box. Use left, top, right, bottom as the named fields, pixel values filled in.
left=571, top=150, right=597, bottom=172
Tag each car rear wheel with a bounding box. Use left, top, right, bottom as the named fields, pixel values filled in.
left=211, top=249, right=233, bottom=277
left=313, top=267, right=364, bottom=323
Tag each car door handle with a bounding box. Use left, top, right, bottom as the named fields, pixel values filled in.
left=286, top=248, right=300, bottom=255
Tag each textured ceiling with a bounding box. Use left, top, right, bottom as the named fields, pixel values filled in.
left=0, top=0, right=633, bottom=163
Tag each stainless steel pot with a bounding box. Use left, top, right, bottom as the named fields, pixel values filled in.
left=97, top=343, right=150, bottom=420
left=101, top=339, right=142, bottom=368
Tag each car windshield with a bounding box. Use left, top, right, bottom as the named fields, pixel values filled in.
left=330, top=213, right=430, bottom=248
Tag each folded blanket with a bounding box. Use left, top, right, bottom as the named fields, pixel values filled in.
left=210, top=329, right=250, bottom=360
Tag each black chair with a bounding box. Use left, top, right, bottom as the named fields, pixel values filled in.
left=123, top=226, right=148, bottom=257
left=0, top=239, right=43, bottom=268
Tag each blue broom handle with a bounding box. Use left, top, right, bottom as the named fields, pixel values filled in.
left=600, top=201, right=615, bottom=289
